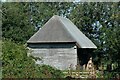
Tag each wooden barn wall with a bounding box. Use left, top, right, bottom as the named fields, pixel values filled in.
left=28, top=43, right=77, bottom=70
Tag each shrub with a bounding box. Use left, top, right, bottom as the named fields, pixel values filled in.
left=2, top=40, right=64, bottom=78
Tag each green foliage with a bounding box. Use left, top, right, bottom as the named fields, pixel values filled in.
left=2, top=39, right=34, bottom=78
left=2, top=3, right=35, bottom=43
left=102, top=71, right=120, bottom=78
left=69, top=2, right=120, bottom=70
left=37, top=65, right=64, bottom=78
left=2, top=40, right=64, bottom=78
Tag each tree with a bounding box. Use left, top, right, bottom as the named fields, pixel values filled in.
left=28, top=2, right=73, bottom=30
left=101, top=2, right=120, bottom=71
left=68, top=2, right=120, bottom=71
left=2, top=3, right=35, bottom=43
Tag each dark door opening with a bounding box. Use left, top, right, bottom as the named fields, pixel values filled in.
left=77, top=48, right=92, bottom=67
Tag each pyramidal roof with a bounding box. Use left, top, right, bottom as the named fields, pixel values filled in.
left=27, top=15, right=97, bottom=48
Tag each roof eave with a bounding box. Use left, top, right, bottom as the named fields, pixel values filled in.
left=76, top=43, right=97, bottom=49
left=27, top=41, right=76, bottom=44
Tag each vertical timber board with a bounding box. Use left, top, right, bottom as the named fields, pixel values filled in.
left=28, top=43, right=77, bottom=70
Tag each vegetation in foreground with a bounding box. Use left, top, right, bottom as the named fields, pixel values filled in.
left=2, top=40, right=64, bottom=78
left=1, top=40, right=119, bottom=78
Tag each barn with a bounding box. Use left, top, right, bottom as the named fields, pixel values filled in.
left=27, top=15, right=97, bottom=70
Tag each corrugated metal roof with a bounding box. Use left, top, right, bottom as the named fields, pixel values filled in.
left=27, top=15, right=97, bottom=48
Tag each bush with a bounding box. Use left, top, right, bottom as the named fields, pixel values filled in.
left=36, top=65, right=64, bottom=78
left=2, top=40, right=64, bottom=78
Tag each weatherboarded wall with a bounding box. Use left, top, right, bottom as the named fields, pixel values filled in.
left=28, top=43, right=77, bottom=70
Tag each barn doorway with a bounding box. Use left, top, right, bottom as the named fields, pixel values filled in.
left=77, top=48, right=93, bottom=69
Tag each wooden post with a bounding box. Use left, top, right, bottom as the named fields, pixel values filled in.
left=75, top=64, right=80, bottom=78
left=68, top=64, right=73, bottom=77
